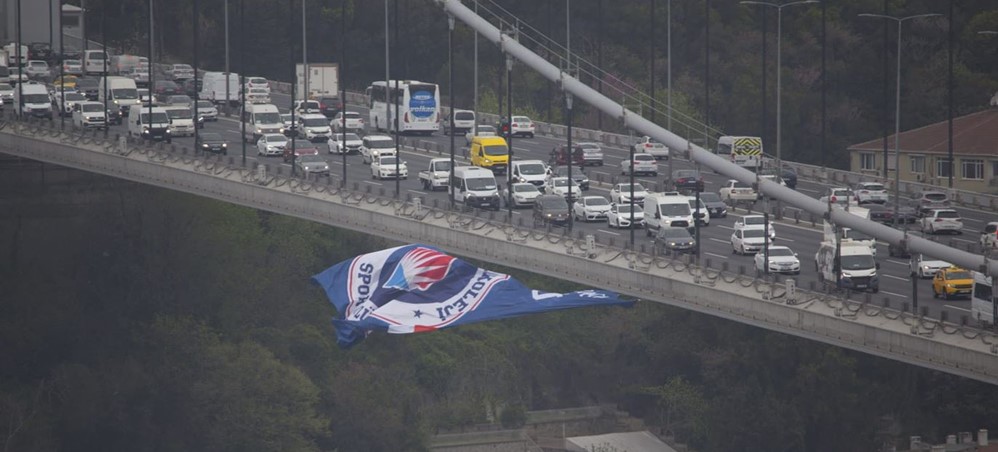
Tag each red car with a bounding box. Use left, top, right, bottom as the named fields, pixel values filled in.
left=282, top=139, right=320, bottom=162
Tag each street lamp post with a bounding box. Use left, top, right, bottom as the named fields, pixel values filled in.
left=859, top=13, right=942, bottom=228
left=449, top=14, right=456, bottom=210
left=739, top=0, right=819, bottom=175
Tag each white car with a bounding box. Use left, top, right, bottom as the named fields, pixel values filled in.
left=328, top=132, right=363, bottom=154
left=620, top=153, right=658, bottom=176
left=331, top=111, right=365, bottom=132
left=56, top=91, right=88, bottom=117
left=137, top=88, right=151, bottom=104
left=544, top=176, right=581, bottom=200
left=371, top=155, right=408, bottom=180
left=719, top=180, right=757, bottom=203
left=573, top=196, right=612, bottom=222
left=578, top=142, right=604, bottom=166
left=194, top=100, right=218, bottom=121
left=465, top=124, right=497, bottom=145
left=609, top=182, right=649, bottom=205
left=504, top=115, right=535, bottom=138
left=754, top=246, right=801, bottom=275
left=281, top=113, right=294, bottom=130
left=244, top=77, right=270, bottom=92
left=168, top=64, right=195, bottom=80
left=854, top=182, right=889, bottom=204
left=734, top=215, right=776, bottom=240
left=256, top=133, right=288, bottom=157
left=503, top=182, right=542, bottom=208
left=62, top=59, right=84, bottom=76
left=911, top=254, right=951, bottom=279
left=607, top=203, right=644, bottom=229
left=920, top=209, right=963, bottom=235
left=631, top=136, right=669, bottom=160
left=731, top=227, right=768, bottom=255
left=72, top=101, right=107, bottom=129
left=818, top=187, right=855, bottom=207
left=295, top=100, right=321, bottom=115
left=0, top=84, right=14, bottom=104
left=361, top=134, right=396, bottom=164
left=25, top=60, right=50, bottom=79
left=247, top=88, right=271, bottom=104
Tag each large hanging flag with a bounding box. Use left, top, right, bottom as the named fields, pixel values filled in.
left=313, top=244, right=631, bottom=348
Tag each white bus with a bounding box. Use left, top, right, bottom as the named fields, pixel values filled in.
left=971, top=271, right=995, bottom=325
left=366, top=80, right=440, bottom=135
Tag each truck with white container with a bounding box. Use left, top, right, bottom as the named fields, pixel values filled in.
left=296, top=63, right=339, bottom=100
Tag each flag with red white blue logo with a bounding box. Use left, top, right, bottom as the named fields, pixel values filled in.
left=313, top=244, right=630, bottom=348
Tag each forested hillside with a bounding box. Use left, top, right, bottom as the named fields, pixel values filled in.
left=75, top=0, right=998, bottom=167
left=2, top=176, right=997, bottom=451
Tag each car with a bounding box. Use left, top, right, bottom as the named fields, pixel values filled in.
left=28, top=42, right=53, bottom=61
left=533, top=194, right=569, bottom=226
left=328, top=132, right=363, bottom=154
left=503, top=182, right=542, bottom=208
left=544, top=176, right=581, bottom=201
left=465, top=124, right=497, bottom=145
left=51, top=75, right=78, bottom=91
left=920, top=209, right=963, bottom=235
left=55, top=91, right=87, bottom=117
left=818, top=187, right=854, bottom=207
left=295, top=100, right=321, bottom=115
left=361, top=135, right=396, bottom=164
left=655, top=227, right=696, bottom=254
left=910, top=254, right=951, bottom=279
left=577, top=142, right=604, bottom=166
left=152, top=80, right=180, bottom=98
left=244, top=87, right=270, bottom=104
left=684, top=196, right=711, bottom=226
left=195, top=100, right=218, bottom=121
left=163, top=94, right=192, bottom=106
left=621, top=153, right=658, bottom=176
left=71, top=101, right=107, bottom=129
left=316, top=96, right=342, bottom=118
left=607, top=203, right=644, bottom=229
left=331, top=111, right=365, bottom=132
left=731, top=227, right=768, bottom=255
left=497, top=115, right=535, bottom=138
left=854, top=182, right=889, bottom=204
left=137, top=88, right=151, bottom=104
left=298, top=113, right=333, bottom=142
left=75, top=78, right=99, bottom=100
left=443, top=109, right=476, bottom=134
left=631, top=136, right=669, bottom=160
left=719, top=180, right=757, bottom=204
left=572, top=195, right=612, bottom=222
left=256, top=133, right=288, bottom=157
left=699, top=192, right=728, bottom=218
left=779, top=167, right=798, bottom=190
left=62, top=60, right=83, bottom=76
left=869, top=204, right=917, bottom=225
left=371, top=155, right=408, bottom=180
left=244, top=76, right=270, bottom=92
left=609, top=182, right=649, bottom=206
left=912, top=190, right=951, bottom=216
left=0, top=84, right=14, bottom=104
left=296, top=154, right=331, bottom=177
left=196, top=132, right=228, bottom=155
left=130, top=67, right=150, bottom=86
left=282, top=139, right=320, bottom=162
left=280, top=113, right=294, bottom=130
left=25, top=60, right=50, bottom=79
left=548, top=165, right=589, bottom=191
left=734, top=215, right=775, bottom=240
left=754, top=246, right=801, bottom=275
left=549, top=144, right=585, bottom=167
left=168, top=64, right=195, bottom=80
left=671, top=169, right=704, bottom=192
left=181, top=78, right=203, bottom=97
left=757, top=174, right=787, bottom=188
left=932, top=267, right=974, bottom=300
left=981, top=221, right=998, bottom=251
left=887, top=242, right=911, bottom=258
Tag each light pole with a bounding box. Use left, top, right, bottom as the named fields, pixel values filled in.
left=449, top=14, right=455, bottom=210
left=239, top=0, right=245, bottom=165
left=506, top=51, right=513, bottom=220
left=739, top=0, right=819, bottom=174
left=667, top=0, right=671, bottom=131
left=859, top=12, right=942, bottom=227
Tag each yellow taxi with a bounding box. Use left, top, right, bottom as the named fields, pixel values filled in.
left=932, top=267, right=974, bottom=300
left=52, top=75, right=78, bottom=90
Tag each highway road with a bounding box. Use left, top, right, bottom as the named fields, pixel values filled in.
left=76, top=89, right=994, bottom=324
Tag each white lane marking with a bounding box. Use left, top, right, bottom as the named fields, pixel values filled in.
left=717, top=225, right=734, bottom=230
left=709, top=238, right=730, bottom=244
left=705, top=252, right=728, bottom=259
left=598, top=229, right=620, bottom=235
left=887, top=259, right=909, bottom=266
left=362, top=180, right=383, bottom=186
left=952, top=237, right=977, bottom=244
left=406, top=189, right=424, bottom=195
left=883, top=274, right=908, bottom=281
left=775, top=237, right=794, bottom=242
left=881, top=290, right=908, bottom=299
left=798, top=188, right=819, bottom=194
left=944, top=304, right=971, bottom=312
left=962, top=217, right=983, bottom=223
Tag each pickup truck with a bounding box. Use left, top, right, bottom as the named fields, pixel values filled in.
left=419, top=158, right=452, bottom=191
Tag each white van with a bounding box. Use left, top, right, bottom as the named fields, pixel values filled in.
left=13, top=82, right=52, bottom=118
left=98, top=76, right=141, bottom=115
left=128, top=106, right=172, bottom=142
left=3, top=43, right=28, bottom=67
left=162, top=105, right=196, bottom=137
left=450, top=166, right=500, bottom=210
left=201, top=71, right=241, bottom=106
left=83, top=50, right=109, bottom=75
left=510, top=159, right=548, bottom=187
left=642, top=192, right=695, bottom=236
left=242, top=103, right=284, bottom=143
left=297, top=113, right=332, bottom=142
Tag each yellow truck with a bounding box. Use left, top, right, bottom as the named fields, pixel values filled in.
left=469, top=136, right=509, bottom=174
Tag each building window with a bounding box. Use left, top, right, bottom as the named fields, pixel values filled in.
left=991, top=161, right=998, bottom=178
left=860, top=153, right=877, bottom=171
left=910, top=155, right=925, bottom=174
left=962, top=159, right=984, bottom=180
left=937, top=159, right=952, bottom=178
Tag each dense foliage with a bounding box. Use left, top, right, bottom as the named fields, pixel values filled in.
left=71, top=0, right=998, bottom=168
left=2, top=180, right=997, bottom=451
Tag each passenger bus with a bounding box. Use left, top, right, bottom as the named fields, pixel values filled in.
left=366, top=80, right=440, bottom=135
left=717, top=136, right=763, bottom=170
left=971, top=271, right=995, bottom=326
